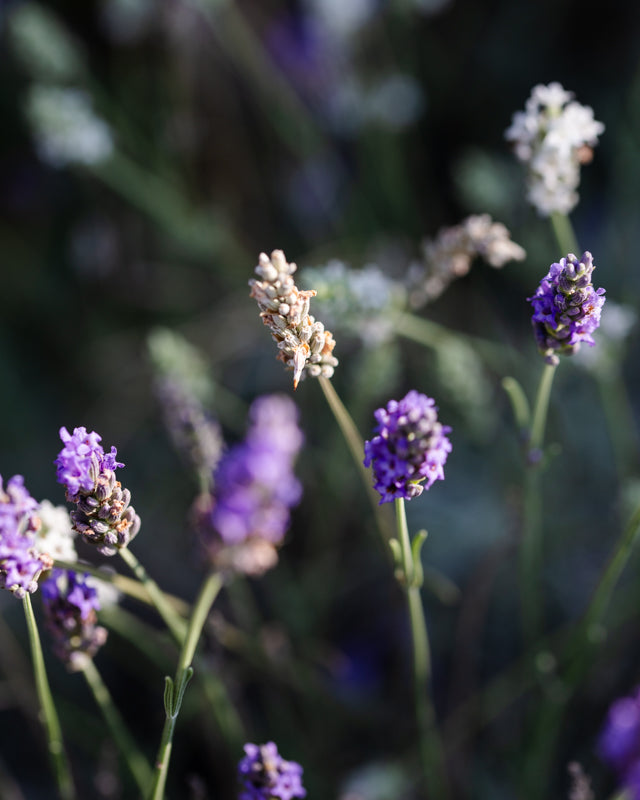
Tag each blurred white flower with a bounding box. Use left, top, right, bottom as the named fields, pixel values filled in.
left=35, top=500, right=77, bottom=562
left=26, top=85, right=114, bottom=168
left=300, top=260, right=407, bottom=346
left=505, top=82, right=604, bottom=216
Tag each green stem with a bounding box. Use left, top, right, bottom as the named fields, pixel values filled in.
left=148, top=571, right=223, bottom=800
left=22, top=594, right=76, bottom=800
left=395, top=499, right=450, bottom=799
left=529, top=363, right=557, bottom=454
left=53, top=559, right=189, bottom=617
left=118, top=547, right=187, bottom=645
left=395, top=312, right=512, bottom=371
left=318, top=376, right=395, bottom=543
left=82, top=659, right=153, bottom=795
left=550, top=212, right=580, bottom=256
left=520, top=363, right=557, bottom=647
left=521, top=502, right=640, bottom=799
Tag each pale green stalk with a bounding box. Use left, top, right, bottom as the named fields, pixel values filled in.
left=118, top=547, right=187, bottom=644
left=22, top=593, right=76, bottom=800
left=520, top=362, right=557, bottom=647
left=53, top=558, right=189, bottom=617
left=550, top=211, right=580, bottom=256
left=147, top=571, right=223, bottom=800
left=395, top=498, right=450, bottom=799
left=318, top=376, right=395, bottom=543
left=394, top=312, right=512, bottom=370
left=81, top=659, right=152, bottom=795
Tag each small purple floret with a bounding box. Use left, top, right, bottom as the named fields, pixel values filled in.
left=363, top=390, right=452, bottom=504
left=0, top=475, right=50, bottom=598
left=528, top=251, right=605, bottom=365
left=41, top=569, right=107, bottom=670
left=55, top=426, right=124, bottom=499
left=237, top=741, right=306, bottom=800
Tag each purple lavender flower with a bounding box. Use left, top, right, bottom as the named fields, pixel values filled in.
left=202, top=395, right=303, bottom=576
left=41, top=569, right=107, bottom=671
left=364, top=390, right=452, bottom=504
left=0, top=475, right=52, bottom=598
left=237, top=742, right=306, bottom=800
left=55, top=426, right=140, bottom=556
left=598, top=687, right=640, bottom=799
left=528, top=251, right=605, bottom=365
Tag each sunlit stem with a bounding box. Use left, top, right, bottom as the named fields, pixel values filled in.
left=550, top=212, right=580, bottom=256
left=147, top=571, right=223, bottom=800
left=520, top=363, right=557, bottom=647
left=118, top=547, right=187, bottom=644
left=394, top=498, right=450, bottom=799
left=22, top=593, right=76, bottom=800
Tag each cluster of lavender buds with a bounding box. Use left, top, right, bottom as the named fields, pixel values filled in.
left=250, top=250, right=338, bottom=388
left=148, top=328, right=223, bottom=482
left=528, top=251, right=606, bottom=365
left=364, top=390, right=452, bottom=504
left=598, top=687, right=640, bottom=799
left=408, top=214, right=526, bottom=308
left=237, top=742, right=306, bottom=800
left=505, top=82, right=605, bottom=216
left=41, top=569, right=107, bottom=671
left=300, top=260, right=407, bottom=346
left=200, top=395, right=304, bottom=576
left=0, top=475, right=51, bottom=599
left=55, top=426, right=141, bottom=556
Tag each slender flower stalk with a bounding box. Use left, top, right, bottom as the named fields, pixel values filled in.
left=395, top=499, right=450, bottom=799
left=81, top=658, right=153, bottom=795
left=118, top=547, right=187, bottom=644
left=22, top=593, right=75, bottom=800
left=147, top=571, right=223, bottom=800
left=53, top=557, right=190, bottom=616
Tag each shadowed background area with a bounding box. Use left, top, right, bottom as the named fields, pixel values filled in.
left=1, top=0, right=640, bottom=797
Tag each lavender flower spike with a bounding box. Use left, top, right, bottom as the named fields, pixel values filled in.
left=41, top=569, right=107, bottom=671
left=55, top=426, right=140, bottom=556
left=199, top=395, right=303, bottom=576
left=250, top=250, right=338, bottom=388
left=237, top=742, right=306, bottom=800
left=364, top=390, right=452, bottom=504
left=528, top=251, right=605, bottom=365
left=0, top=475, right=52, bottom=598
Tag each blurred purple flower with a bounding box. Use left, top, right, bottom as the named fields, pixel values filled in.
left=202, top=396, right=303, bottom=576
left=598, top=687, right=640, bottom=799
left=237, top=741, right=306, bottom=800
left=528, top=251, right=605, bottom=365
left=0, top=475, right=51, bottom=598
left=364, top=390, right=451, bottom=504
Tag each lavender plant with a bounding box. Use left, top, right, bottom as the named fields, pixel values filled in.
left=4, top=6, right=640, bottom=797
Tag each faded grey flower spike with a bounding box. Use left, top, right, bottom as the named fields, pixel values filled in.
left=250, top=250, right=338, bottom=388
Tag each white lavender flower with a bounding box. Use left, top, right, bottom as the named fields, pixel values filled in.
left=26, top=85, right=114, bottom=168
left=300, top=260, right=406, bottom=346
left=35, top=500, right=77, bottom=563
left=409, top=214, right=526, bottom=308
left=250, top=250, right=338, bottom=388
left=505, top=82, right=604, bottom=216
